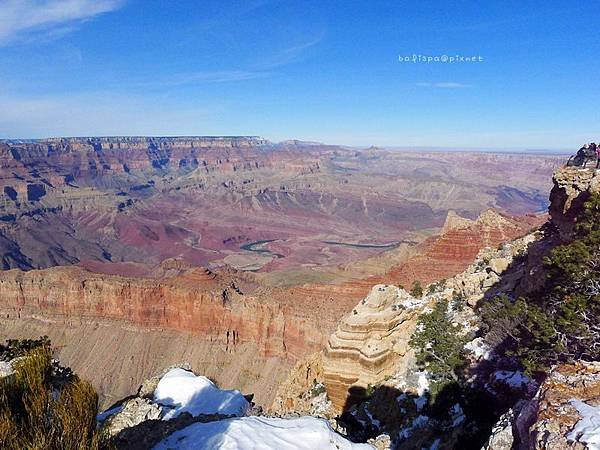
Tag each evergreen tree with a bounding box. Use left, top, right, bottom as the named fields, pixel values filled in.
left=482, top=192, right=600, bottom=374
left=409, top=299, right=470, bottom=396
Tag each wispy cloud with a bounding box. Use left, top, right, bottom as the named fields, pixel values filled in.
left=416, top=82, right=471, bottom=89
left=0, top=0, right=124, bottom=45
left=259, top=32, right=325, bottom=69
left=151, top=70, right=272, bottom=87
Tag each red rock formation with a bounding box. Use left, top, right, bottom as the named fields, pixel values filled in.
left=0, top=266, right=325, bottom=361
left=381, top=209, right=545, bottom=287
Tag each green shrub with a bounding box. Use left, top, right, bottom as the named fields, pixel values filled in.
left=481, top=193, right=600, bottom=374
left=451, top=290, right=466, bottom=312
left=410, top=280, right=423, bottom=298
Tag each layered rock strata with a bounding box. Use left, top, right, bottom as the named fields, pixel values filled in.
left=320, top=228, right=539, bottom=412
left=384, top=209, right=543, bottom=287
left=0, top=265, right=325, bottom=362
left=322, top=285, right=427, bottom=409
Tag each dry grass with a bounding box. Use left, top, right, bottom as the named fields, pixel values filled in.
left=0, top=341, right=111, bottom=449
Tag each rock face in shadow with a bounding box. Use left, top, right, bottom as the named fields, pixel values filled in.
left=550, top=166, right=600, bottom=239
left=487, top=361, right=600, bottom=450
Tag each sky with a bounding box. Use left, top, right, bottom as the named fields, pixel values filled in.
left=0, top=0, right=598, bottom=149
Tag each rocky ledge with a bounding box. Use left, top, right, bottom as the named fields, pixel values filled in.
left=484, top=361, right=600, bottom=450
left=98, top=365, right=372, bottom=450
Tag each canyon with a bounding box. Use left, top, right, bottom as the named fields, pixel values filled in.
left=0, top=137, right=560, bottom=276
left=0, top=136, right=563, bottom=413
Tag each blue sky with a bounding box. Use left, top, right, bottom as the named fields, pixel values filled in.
left=0, top=0, right=598, bottom=149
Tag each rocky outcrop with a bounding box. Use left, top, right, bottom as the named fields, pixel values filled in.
left=550, top=166, right=600, bottom=239
left=105, top=398, right=162, bottom=437
left=384, top=209, right=544, bottom=287
left=444, top=232, right=537, bottom=307
left=322, top=285, right=427, bottom=410
left=319, top=225, right=539, bottom=412
left=484, top=361, right=600, bottom=449
left=270, top=352, right=328, bottom=415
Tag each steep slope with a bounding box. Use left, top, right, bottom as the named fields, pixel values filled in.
left=0, top=264, right=327, bottom=408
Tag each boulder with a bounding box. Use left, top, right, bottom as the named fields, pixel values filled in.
left=105, top=397, right=162, bottom=437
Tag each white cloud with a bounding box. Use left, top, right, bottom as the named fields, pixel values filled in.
left=416, top=82, right=471, bottom=89
left=0, top=0, right=124, bottom=45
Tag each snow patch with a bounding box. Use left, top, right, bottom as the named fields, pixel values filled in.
left=153, top=368, right=249, bottom=420
left=399, top=414, right=430, bottom=439
left=465, top=338, right=491, bottom=360
left=152, top=416, right=373, bottom=450
left=399, top=297, right=426, bottom=309
left=568, top=399, right=600, bottom=449
left=493, top=370, right=530, bottom=388
left=449, top=403, right=465, bottom=427
left=365, top=408, right=381, bottom=428
left=429, top=438, right=441, bottom=450
left=417, top=371, right=430, bottom=396
left=414, top=395, right=427, bottom=412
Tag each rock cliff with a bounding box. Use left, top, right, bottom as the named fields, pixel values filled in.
left=383, top=209, right=544, bottom=287
left=0, top=265, right=324, bottom=362
left=317, top=227, right=539, bottom=413
left=483, top=361, right=600, bottom=449
left=550, top=166, right=600, bottom=239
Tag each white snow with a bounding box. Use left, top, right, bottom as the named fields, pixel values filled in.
left=568, top=399, right=600, bottom=449
left=429, top=438, right=441, bottom=450
left=449, top=403, right=465, bottom=427
left=365, top=408, right=381, bottom=428
left=413, top=395, right=427, bottom=411
left=399, top=297, right=426, bottom=309
left=398, top=414, right=430, bottom=439
left=152, top=416, right=374, bottom=450
left=465, top=338, right=491, bottom=360
left=417, top=371, right=430, bottom=396
left=153, top=368, right=249, bottom=420
left=493, top=370, right=530, bottom=388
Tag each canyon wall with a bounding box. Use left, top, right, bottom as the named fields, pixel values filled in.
left=0, top=265, right=325, bottom=362
left=382, top=209, right=544, bottom=286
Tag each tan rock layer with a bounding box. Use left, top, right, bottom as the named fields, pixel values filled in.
left=322, top=285, right=424, bottom=410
